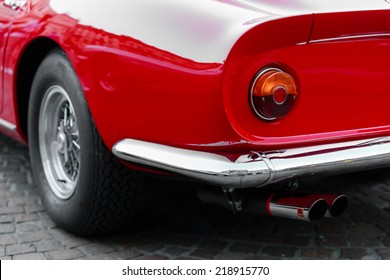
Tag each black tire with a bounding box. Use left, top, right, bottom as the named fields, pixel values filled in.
left=28, top=49, right=145, bottom=235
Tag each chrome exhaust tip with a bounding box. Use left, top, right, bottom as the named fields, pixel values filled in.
left=267, top=194, right=328, bottom=222
left=323, top=194, right=349, bottom=218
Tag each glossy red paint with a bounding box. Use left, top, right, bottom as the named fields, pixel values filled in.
left=224, top=11, right=390, bottom=149
left=310, top=10, right=390, bottom=41
left=1, top=0, right=390, bottom=160
left=0, top=5, right=17, bottom=112
left=0, top=3, right=30, bottom=142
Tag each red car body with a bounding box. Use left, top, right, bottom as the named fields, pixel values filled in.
left=1, top=0, right=390, bottom=233
left=1, top=0, right=389, bottom=150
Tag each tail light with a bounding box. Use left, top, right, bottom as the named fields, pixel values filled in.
left=250, top=68, right=298, bottom=121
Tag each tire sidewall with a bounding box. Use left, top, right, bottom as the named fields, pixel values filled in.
left=28, top=50, right=96, bottom=230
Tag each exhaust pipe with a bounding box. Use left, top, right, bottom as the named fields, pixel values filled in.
left=198, top=189, right=347, bottom=222
left=321, top=194, right=348, bottom=218
left=266, top=194, right=327, bottom=222
left=245, top=193, right=328, bottom=222
left=303, top=194, right=349, bottom=218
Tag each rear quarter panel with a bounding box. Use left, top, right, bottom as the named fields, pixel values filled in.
left=223, top=9, right=390, bottom=149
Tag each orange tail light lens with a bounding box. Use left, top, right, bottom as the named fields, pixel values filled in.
left=250, top=68, right=298, bottom=121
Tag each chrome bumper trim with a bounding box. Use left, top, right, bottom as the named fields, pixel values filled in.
left=113, top=137, right=390, bottom=188
left=0, top=118, right=16, bottom=131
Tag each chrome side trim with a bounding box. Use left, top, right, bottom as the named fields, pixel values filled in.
left=310, top=33, right=390, bottom=44
left=0, top=118, right=17, bottom=131
left=113, top=137, right=390, bottom=188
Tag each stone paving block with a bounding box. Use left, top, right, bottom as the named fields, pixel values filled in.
left=339, top=248, right=370, bottom=260
left=136, top=254, right=170, bottom=260
left=377, top=223, right=390, bottom=234
left=38, top=212, right=57, bottom=228
left=379, top=236, right=390, bottom=247
left=135, top=242, right=164, bottom=253
left=162, top=246, right=188, bottom=258
left=6, top=243, right=36, bottom=256
left=34, top=239, right=65, bottom=252
left=0, top=184, right=9, bottom=191
left=215, top=252, right=249, bottom=260
left=316, top=235, right=348, bottom=247
left=349, top=236, right=382, bottom=247
left=80, top=243, right=115, bottom=255
left=0, top=191, right=9, bottom=198
left=25, top=196, right=41, bottom=205
left=175, top=256, right=198, bottom=260
left=229, top=242, right=261, bottom=254
left=5, top=158, right=26, bottom=165
left=116, top=249, right=144, bottom=260
left=166, top=235, right=200, bottom=247
left=249, top=233, right=285, bottom=244
left=4, top=191, right=24, bottom=198
left=0, top=215, right=14, bottom=223
left=280, top=235, right=311, bottom=246
left=14, top=213, right=40, bottom=223
left=13, top=184, right=35, bottom=192
left=190, top=249, right=220, bottom=259
left=198, top=239, right=228, bottom=251
left=2, top=171, right=26, bottom=178
left=361, top=254, right=381, bottom=260
left=274, top=222, right=315, bottom=235
left=25, top=203, right=45, bottom=213
left=8, top=178, right=29, bottom=184
left=15, top=222, right=41, bottom=232
left=17, top=230, right=52, bottom=243
left=261, top=246, right=297, bottom=258
left=8, top=196, right=28, bottom=206
left=0, top=206, right=24, bottom=215
left=110, top=237, right=144, bottom=249
left=376, top=248, right=390, bottom=259
left=216, top=229, right=251, bottom=240
left=48, top=228, right=90, bottom=248
left=47, top=249, right=85, bottom=260
left=249, top=255, right=281, bottom=260
left=0, top=223, right=15, bottom=233
left=300, top=248, right=335, bottom=259
left=348, top=223, right=384, bottom=237
left=0, top=165, right=20, bottom=172
left=317, top=222, right=348, bottom=235
left=80, top=253, right=123, bottom=260
left=0, top=234, right=17, bottom=246
left=13, top=253, right=47, bottom=260
left=251, top=233, right=310, bottom=247
left=0, top=197, right=7, bottom=207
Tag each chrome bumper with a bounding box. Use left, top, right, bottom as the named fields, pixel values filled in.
left=112, top=137, right=390, bottom=188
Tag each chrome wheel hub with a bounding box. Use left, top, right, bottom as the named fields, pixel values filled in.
left=57, top=131, right=66, bottom=152
left=38, top=85, right=81, bottom=199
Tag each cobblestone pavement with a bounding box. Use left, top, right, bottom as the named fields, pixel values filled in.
left=1, top=133, right=390, bottom=260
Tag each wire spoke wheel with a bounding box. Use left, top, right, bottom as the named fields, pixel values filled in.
left=29, top=49, right=145, bottom=235
left=38, top=85, right=80, bottom=199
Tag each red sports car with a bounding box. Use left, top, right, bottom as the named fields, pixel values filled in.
left=1, top=0, right=389, bottom=234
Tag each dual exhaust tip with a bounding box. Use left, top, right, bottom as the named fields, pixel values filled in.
left=198, top=189, right=348, bottom=222
left=267, top=194, right=348, bottom=222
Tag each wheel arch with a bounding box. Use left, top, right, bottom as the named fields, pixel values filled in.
left=15, top=37, right=61, bottom=140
